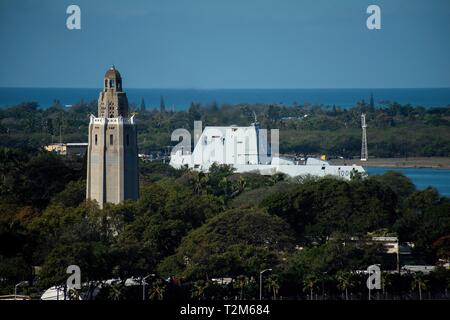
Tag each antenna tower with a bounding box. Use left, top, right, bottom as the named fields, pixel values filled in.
left=361, top=113, right=368, bottom=161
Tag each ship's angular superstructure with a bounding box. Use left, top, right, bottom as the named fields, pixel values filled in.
left=170, top=122, right=365, bottom=180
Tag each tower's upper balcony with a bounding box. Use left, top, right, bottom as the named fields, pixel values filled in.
left=90, top=115, right=135, bottom=125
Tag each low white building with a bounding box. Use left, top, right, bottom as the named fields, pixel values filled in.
left=44, top=142, right=88, bottom=157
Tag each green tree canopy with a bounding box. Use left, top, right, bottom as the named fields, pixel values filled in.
left=158, top=208, right=295, bottom=279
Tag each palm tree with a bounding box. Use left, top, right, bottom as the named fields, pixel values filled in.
left=336, top=271, right=355, bottom=300
left=192, top=172, right=208, bottom=195
left=191, top=280, right=209, bottom=300
left=269, top=173, right=285, bottom=185
left=233, top=275, right=249, bottom=300
left=149, top=279, right=166, bottom=300
left=230, top=177, right=246, bottom=197
left=0, top=148, right=20, bottom=188
left=381, top=272, right=392, bottom=299
left=68, top=288, right=81, bottom=300
left=446, top=274, right=450, bottom=298
left=411, top=272, right=428, bottom=300
left=266, top=275, right=280, bottom=300
left=303, top=274, right=319, bottom=300
left=108, top=283, right=124, bottom=301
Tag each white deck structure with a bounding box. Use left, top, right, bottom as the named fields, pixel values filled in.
left=170, top=123, right=365, bottom=180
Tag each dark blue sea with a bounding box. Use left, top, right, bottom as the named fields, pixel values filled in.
left=366, top=167, right=450, bottom=197
left=1, top=87, right=450, bottom=110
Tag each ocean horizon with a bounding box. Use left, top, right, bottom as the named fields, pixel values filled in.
left=1, top=87, right=450, bottom=110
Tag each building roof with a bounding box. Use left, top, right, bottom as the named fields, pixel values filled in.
left=66, top=143, right=88, bottom=146
left=104, top=66, right=122, bottom=80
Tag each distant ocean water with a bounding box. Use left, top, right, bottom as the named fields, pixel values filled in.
left=1, top=88, right=450, bottom=110
left=366, top=167, right=450, bottom=197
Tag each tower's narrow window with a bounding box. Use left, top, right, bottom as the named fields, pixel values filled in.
left=110, top=134, right=114, bottom=145
left=104, top=79, right=108, bottom=88
left=95, top=134, right=98, bottom=145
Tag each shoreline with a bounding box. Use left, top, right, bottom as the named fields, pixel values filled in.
left=329, top=157, right=450, bottom=169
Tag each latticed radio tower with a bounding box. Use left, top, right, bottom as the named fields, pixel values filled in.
left=361, top=113, right=368, bottom=161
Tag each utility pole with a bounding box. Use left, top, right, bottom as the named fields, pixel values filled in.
left=14, top=281, right=28, bottom=300
left=361, top=114, right=368, bottom=161
left=142, top=274, right=155, bottom=301
left=59, top=112, right=64, bottom=145
left=259, top=269, right=272, bottom=300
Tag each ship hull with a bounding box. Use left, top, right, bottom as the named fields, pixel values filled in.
left=170, top=161, right=365, bottom=180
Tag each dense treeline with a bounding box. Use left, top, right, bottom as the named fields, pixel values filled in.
left=0, top=148, right=449, bottom=300
left=1, top=100, right=450, bottom=158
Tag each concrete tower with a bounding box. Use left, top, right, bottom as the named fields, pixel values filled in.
left=86, top=66, right=139, bottom=208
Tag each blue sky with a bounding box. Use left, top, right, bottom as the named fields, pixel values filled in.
left=0, top=0, right=449, bottom=88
